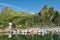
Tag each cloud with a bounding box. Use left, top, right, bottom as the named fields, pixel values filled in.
left=30, top=12, right=35, bottom=14
left=0, top=3, right=29, bottom=12
left=0, top=3, right=35, bottom=13
left=0, top=3, right=18, bottom=8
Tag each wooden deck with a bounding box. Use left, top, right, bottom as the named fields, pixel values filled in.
left=0, top=28, right=10, bottom=36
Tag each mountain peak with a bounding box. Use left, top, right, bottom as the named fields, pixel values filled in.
left=1, top=6, right=11, bottom=14
left=42, top=5, right=49, bottom=9
left=38, top=5, right=59, bottom=23
left=38, top=5, right=49, bottom=15
left=39, top=5, right=49, bottom=16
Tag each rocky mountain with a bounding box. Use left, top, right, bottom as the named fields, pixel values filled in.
left=0, top=5, right=60, bottom=28
left=39, top=5, right=60, bottom=26
left=1, top=7, right=12, bottom=14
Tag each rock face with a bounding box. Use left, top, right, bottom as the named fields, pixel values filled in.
left=53, top=14, right=60, bottom=26
left=40, top=5, right=49, bottom=16
left=1, top=6, right=15, bottom=14
left=1, top=7, right=11, bottom=14
left=0, top=5, right=60, bottom=28
left=39, top=5, right=60, bottom=26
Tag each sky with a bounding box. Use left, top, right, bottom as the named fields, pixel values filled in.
left=0, top=0, right=60, bottom=13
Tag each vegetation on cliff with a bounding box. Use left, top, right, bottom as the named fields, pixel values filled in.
left=0, top=5, right=60, bottom=28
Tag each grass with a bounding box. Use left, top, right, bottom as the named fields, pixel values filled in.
left=0, top=33, right=59, bottom=40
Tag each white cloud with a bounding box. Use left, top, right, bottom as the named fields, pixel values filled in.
left=0, top=3, right=29, bottom=12
left=30, top=12, right=35, bottom=14
left=0, top=3, right=35, bottom=13
left=0, top=3, right=18, bottom=8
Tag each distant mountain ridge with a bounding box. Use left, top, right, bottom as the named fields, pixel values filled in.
left=0, top=5, right=60, bottom=28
